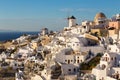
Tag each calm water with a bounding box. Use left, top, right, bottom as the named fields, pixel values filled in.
left=0, top=32, right=39, bottom=41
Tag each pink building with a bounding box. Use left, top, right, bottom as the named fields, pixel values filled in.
left=109, top=21, right=120, bottom=29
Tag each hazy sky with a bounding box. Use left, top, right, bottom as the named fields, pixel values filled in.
left=0, top=0, right=120, bottom=31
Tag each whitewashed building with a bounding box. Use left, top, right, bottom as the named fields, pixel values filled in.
left=92, top=51, right=120, bottom=80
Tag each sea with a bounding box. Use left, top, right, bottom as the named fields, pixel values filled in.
left=0, top=31, right=39, bottom=41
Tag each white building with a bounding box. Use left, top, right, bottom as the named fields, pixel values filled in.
left=92, top=51, right=120, bottom=80
left=55, top=48, right=88, bottom=75
left=41, top=28, right=49, bottom=36
left=0, top=52, right=7, bottom=61
left=68, top=16, right=76, bottom=28
left=66, top=37, right=88, bottom=51
left=82, top=20, right=92, bottom=32
left=17, top=47, right=33, bottom=59
left=108, top=44, right=120, bottom=53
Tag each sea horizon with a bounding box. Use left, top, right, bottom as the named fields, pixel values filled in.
left=0, top=31, right=39, bottom=41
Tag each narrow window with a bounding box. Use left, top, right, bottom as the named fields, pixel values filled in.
left=74, top=68, right=76, bottom=72
left=68, top=60, right=70, bottom=64
left=111, top=57, right=113, bottom=60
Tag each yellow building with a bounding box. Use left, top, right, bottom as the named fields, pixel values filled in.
left=41, top=35, right=51, bottom=45
left=91, top=29, right=108, bottom=37
left=31, top=41, right=38, bottom=49
left=108, top=30, right=117, bottom=36
left=94, top=12, right=107, bottom=25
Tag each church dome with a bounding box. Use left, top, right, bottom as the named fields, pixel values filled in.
left=94, top=12, right=106, bottom=22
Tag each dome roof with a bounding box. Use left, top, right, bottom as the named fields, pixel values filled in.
left=94, top=12, right=106, bottom=22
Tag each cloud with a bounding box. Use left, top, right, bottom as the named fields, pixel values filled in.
left=60, top=8, right=98, bottom=13
left=76, top=8, right=115, bottom=13
left=60, top=8, right=74, bottom=12
left=76, top=8, right=96, bottom=12
left=60, top=8, right=110, bottom=13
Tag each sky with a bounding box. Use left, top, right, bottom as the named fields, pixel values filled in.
left=0, top=0, right=120, bottom=31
